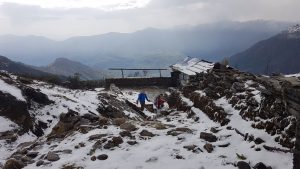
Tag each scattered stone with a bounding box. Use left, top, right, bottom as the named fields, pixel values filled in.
left=140, top=130, right=155, bottom=137
left=237, top=161, right=251, bottom=169
left=167, top=128, right=193, bottom=136
left=218, top=143, right=230, bottom=147
left=175, top=155, right=184, bottom=159
left=79, top=142, right=85, bottom=147
left=62, top=149, right=72, bottom=154
left=3, top=159, right=25, bottom=169
left=103, top=141, right=115, bottom=149
left=98, top=117, right=109, bottom=126
left=253, top=162, right=269, bottom=169
left=97, top=154, right=108, bottom=160
left=88, top=134, right=107, bottom=141
left=210, top=127, right=221, bottom=133
left=183, top=145, right=198, bottom=151
left=36, top=160, right=44, bottom=167
left=90, top=156, right=96, bottom=161
left=26, top=152, right=39, bottom=158
left=127, top=141, right=138, bottom=145
left=183, top=145, right=203, bottom=153
left=21, top=156, right=32, bottom=163
left=254, top=137, right=265, bottom=145
left=120, top=123, right=137, bottom=131
left=112, top=136, right=123, bottom=145
left=46, top=152, right=60, bottom=161
left=153, top=123, right=167, bottom=130
left=203, top=143, right=214, bottom=153
left=200, top=132, right=218, bottom=142
left=119, top=131, right=132, bottom=138
left=112, top=118, right=126, bottom=126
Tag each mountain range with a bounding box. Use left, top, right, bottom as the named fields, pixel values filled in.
left=0, top=20, right=293, bottom=70
left=230, top=24, right=300, bottom=74
left=37, top=58, right=106, bottom=80
left=0, top=55, right=54, bottom=78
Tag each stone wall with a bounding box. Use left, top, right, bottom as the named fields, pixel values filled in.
left=283, top=84, right=300, bottom=169
left=105, top=77, right=174, bottom=88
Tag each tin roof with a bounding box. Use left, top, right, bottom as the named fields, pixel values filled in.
left=170, top=57, right=214, bottom=76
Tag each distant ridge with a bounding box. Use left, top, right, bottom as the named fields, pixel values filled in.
left=38, top=58, right=105, bottom=80
left=0, top=55, right=57, bottom=78
left=230, top=24, right=300, bottom=74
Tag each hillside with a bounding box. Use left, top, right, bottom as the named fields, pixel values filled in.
left=38, top=58, right=105, bottom=80
left=1, top=64, right=299, bottom=169
left=230, top=25, right=300, bottom=74
left=0, top=55, right=57, bottom=78
left=0, top=21, right=292, bottom=69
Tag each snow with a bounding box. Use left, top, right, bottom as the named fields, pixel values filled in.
left=0, top=73, right=293, bottom=169
left=285, top=73, right=300, bottom=78
left=0, top=116, right=17, bottom=132
left=0, top=79, right=26, bottom=101
left=171, top=57, right=214, bottom=76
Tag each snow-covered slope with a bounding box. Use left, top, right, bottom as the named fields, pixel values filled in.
left=0, top=70, right=296, bottom=169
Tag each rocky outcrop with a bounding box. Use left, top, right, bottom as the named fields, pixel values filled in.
left=20, top=86, right=53, bottom=105
left=0, top=91, right=33, bottom=134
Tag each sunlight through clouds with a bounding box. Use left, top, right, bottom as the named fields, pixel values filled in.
left=0, top=0, right=151, bottom=10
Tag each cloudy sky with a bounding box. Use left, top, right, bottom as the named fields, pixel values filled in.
left=0, top=0, right=299, bottom=40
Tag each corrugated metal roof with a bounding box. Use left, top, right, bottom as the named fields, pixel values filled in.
left=170, top=57, right=214, bottom=75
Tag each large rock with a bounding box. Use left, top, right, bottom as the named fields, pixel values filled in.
left=200, top=132, right=218, bottom=142
left=237, top=161, right=251, bottom=169
left=203, top=143, right=214, bottom=153
left=3, top=159, right=25, bottom=169
left=0, top=91, right=33, bottom=134
left=21, top=86, right=53, bottom=105
left=120, top=123, right=137, bottom=131
left=253, top=162, right=270, bottom=169
left=167, top=127, right=193, bottom=136
left=48, top=109, right=81, bottom=139
left=140, top=130, right=155, bottom=137
left=46, top=152, right=60, bottom=161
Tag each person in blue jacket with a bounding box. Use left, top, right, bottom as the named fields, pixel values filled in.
left=136, top=91, right=150, bottom=111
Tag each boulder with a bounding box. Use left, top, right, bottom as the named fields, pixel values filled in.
left=200, top=132, right=218, bottom=142
left=88, top=134, right=107, bottom=141
left=253, top=162, right=270, bottom=169
left=36, top=160, right=44, bottom=167
left=140, top=130, right=155, bottom=137
left=254, top=137, right=265, bottom=145
left=26, top=152, right=39, bottom=158
left=112, top=118, right=126, bottom=126
left=167, top=128, right=193, bottom=136
left=119, top=131, right=132, bottom=138
left=112, top=136, right=123, bottom=145
left=120, top=123, right=137, bottom=131
left=3, top=159, right=25, bottom=169
left=237, top=161, right=251, bottom=169
left=46, top=152, right=60, bottom=162
left=21, top=86, right=53, bottom=105
left=97, top=154, right=108, bottom=160
left=203, top=143, right=214, bottom=153
left=127, top=141, right=138, bottom=145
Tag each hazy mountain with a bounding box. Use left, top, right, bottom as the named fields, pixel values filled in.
left=0, top=21, right=294, bottom=69
left=230, top=25, right=300, bottom=74
left=37, top=58, right=105, bottom=80
left=0, top=55, right=56, bottom=77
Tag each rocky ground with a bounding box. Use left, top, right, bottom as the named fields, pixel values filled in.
left=0, top=69, right=298, bottom=169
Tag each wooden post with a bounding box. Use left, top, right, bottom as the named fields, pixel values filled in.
left=159, top=70, right=162, bottom=78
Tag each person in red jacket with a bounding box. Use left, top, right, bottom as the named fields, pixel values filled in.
left=155, top=94, right=165, bottom=110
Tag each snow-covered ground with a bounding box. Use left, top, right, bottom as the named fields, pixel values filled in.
left=0, top=73, right=294, bottom=169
